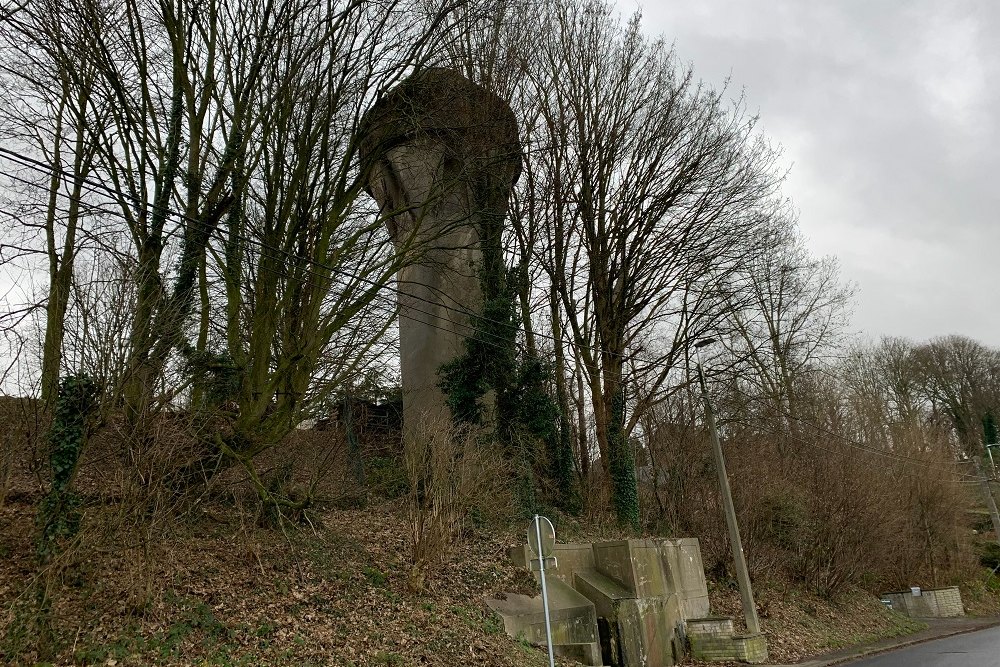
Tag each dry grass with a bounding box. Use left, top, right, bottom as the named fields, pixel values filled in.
left=0, top=490, right=551, bottom=667
left=1, top=482, right=954, bottom=667
left=702, top=578, right=926, bottom=664
left=405, top=416, right=514, bottom=591
left=641, top=406, right=980, bottom=597
left=0, top=404, right=551, bottom=667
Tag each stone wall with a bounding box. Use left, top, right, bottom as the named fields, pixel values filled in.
left=687, top=618, right=767, bottom=664
left=882, top=586, right=964, bottom=618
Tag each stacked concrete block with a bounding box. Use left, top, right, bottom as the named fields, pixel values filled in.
left=616, top=596, right=685, bottom=666
left=487, top=577, right=603, bottom=665
left=657, top=538, right=712, bottom=619
left=572, top=568, right=683, bottom=665
left=573, top=569, right=632, bottom=622
left=591, top=539, right=710, bottom=618
left=490, top=538, right=720, bottom=666
left=587, top=539, right=705, bottom=666
left=509, top=542, right=597, bottom=588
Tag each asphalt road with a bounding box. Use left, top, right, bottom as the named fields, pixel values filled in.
left=842, top=626, right=1000, bottom=666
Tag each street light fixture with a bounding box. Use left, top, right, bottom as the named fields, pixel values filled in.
left=692, top=337, right=762, bottom=636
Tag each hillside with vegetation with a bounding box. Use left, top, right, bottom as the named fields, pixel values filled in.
left=2, top=384, right=1000, bottom=665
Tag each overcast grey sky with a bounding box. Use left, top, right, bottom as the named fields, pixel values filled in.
left=624, top=0, right=1000, bottom=347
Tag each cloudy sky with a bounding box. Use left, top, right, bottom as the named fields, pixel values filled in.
left=623, top=1, right=1000, bottom=347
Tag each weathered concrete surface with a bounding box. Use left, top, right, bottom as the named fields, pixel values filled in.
left=586, top=540, right=702, bottom=666
left=688, top=618, right=767, bottom=664
left=497, top=538, right=715, bottom=666
left=510, top=542, right=598, bottom=588
left=618, top=597, right=685, bottom=666
left=573, top=568, right=686, bottom=664
left=593, top=538, right=710, bottom=620
left=659, top=538, right=711, bottom=619
left=574, top=569, right=633, bottom=663
left=358, top=68, right=522, bottom=439
left=881, top=586, right=964, bottom=618
left=554, top=642, right=604, bottom=665
left=487, top=578, right=602, bottom=665
left=574, top=569, right=632, bottom=621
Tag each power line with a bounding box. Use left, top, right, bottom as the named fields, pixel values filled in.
left=0, top=150, right=983, bottom=477
left=0, top=156, right=495, bottom=345
left=700, top=374, right=979, bottom=478
left=0, top=146, right=583, bottom=356
left=0, top=147, right=523, bottom=348
left=744, top=417, right=976, bottom=480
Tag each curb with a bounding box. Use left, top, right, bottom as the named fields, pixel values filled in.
left=764, top=617, right=1000, bottom=667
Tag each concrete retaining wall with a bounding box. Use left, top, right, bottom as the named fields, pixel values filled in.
left=493, top=538, right=719, bottom=666
left=882, top=586, right=964, bottom=618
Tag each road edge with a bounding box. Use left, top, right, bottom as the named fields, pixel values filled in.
left=764, top=616, right=1000, bottom=667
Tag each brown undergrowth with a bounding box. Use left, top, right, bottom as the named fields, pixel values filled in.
left=700, top=578, right=926, bottom=665
left=0, top=403, right=552, bottom=667
left=6, top=483, right=992, bottom=667
left=0, top=492, right=550, bottom=666
left=3, top=398, right=998, bottom=666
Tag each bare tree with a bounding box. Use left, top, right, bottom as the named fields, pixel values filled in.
left=1, top=0, right=475, bottom=498
left=841, top=337, right=926, bottom=443
left=0, top=0, right=108, bottom=403
left=522, top=0, right=784, bottom=526
left=193, top=0, right=472, bottom=508
left=720, top=214, right=854, bottom=449
left=911, top=335, right=1000, bottom=453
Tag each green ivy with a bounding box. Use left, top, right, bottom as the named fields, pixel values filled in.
left=983, top=411, right=998, bottom=446
left=437, top=181, right=578, bottom=513
left=607, top=389, right=639, bottom=530
left=185, top=348, right=240, bottom=410
left=33, top=375, right=100, bottom=658
left=516, top=357, right=580, bottom=513
left=36, top=375, right=99, bottom=560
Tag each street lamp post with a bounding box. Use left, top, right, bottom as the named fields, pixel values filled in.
left=694, top=339, right=761, bottom=636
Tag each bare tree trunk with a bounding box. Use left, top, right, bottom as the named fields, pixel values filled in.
left=40, top=101, right=67, bottom=405
left=550, top=283, right=578, bottom=509
left=575, top=361, right=590, bottom=483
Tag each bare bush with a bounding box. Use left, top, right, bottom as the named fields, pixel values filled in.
left=406, top=415, right=511, bottom=590
left=638, top=377, right=975, bottom=598
left=0, top=397, right=47, bottom=509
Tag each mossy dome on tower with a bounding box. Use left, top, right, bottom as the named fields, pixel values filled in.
left=356, top=68, right=523, bottom=445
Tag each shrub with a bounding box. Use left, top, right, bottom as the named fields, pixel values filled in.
left=405, top=416, right=511, bottom=590
left=366, top=456, right=409, bottom=500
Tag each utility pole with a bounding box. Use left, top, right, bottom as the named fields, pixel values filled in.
left=694, top=339, right=761, bottom=636
left=974, top=456, right=1000, bottom=549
